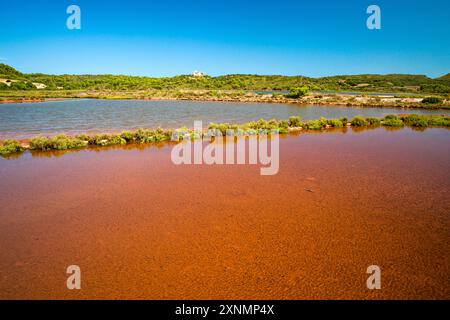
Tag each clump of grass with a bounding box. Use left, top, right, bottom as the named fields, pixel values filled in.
left=208, top=123, right=231, bottom=135
left=384, top=114, right=400, bottom=120
left=306, top=120, right=322, bottom=130
left=260, top=119, right=279, bottom=130
left=286, top=86, right=309, bottom=98
left=30, top=135, right=87, bottom=150
left=306, top=117, right=327, bottom=130
left=382, top=119, right=404, bottom=127
left=51, top=134, right=87, bottom=150
left=427, top=115, right=450, bottom=127
left=133, top=128, right=171, bottom=143
left=350, top=116, right=368, bottom=126
left=89, top=134, right=126, bottom=146
left=104, top=135, right=127, bottom=146
left=75, top=134, right=90, bottom=141
left=120, top=131, right=135, bottom=142
left=246, top=119, right=280, bottom=131
left=288, top=116, right=302, bottom=127
left=412, top=119, right=429, bottom=127
left=29, top=136, right=52, bottom=150
left=267, top=119, right=280, bottom=130
left=366, top=117, right=381, bottom=126
left=422, top=97, right=443, bottom=104
left=154, top=128, right=172, bottom=141
left=276, top=120, right=289, bottom=133
left=171, top=126, right=192, bottom=140
left=326, top=119, right=344, bottom=128
left=382, top=115, right=404, bottom=127
left=209, top=119, right=286, bottom=135
left=278, top=119, right=289, bottom=129
left=401, top=114, right=429, bottom=127
left=0, top=140, right=24, bottom=155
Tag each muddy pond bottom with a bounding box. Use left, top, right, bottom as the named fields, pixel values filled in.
left=0, top=127, right=449, bottom=299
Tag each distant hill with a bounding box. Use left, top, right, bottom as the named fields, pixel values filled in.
left=0, top=63, right=24, bottom=79
left=0, top=64, right=448, bottom=94
left=436, top=73, right=450, bottom=81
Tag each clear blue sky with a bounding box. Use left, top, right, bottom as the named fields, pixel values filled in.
left=0, top=0, right=449, bottom=77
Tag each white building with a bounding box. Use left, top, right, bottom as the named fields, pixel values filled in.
left=192, top=70, right=206, bottom=77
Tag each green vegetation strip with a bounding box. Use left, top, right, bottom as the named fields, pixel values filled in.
left=2, top=63, right=450, bottom=94
left=1, top=114, right=449, bottom=156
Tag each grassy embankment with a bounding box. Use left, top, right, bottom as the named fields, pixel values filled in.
left=1, top=114, right=449, bottom=157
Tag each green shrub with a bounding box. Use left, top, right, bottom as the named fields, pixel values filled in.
left=401, top=114, right=429, bottom=127
left=133, top=129, right=154, bottom=143
left=326, top=119, right=343, bottom=128
left=30, top=135, right=86, bottom=150
left=246, top=119, right=279, bottom=131
left=384, top=114, right=399, bottom=120
left=120, top=131, right=135, bottom=142
left=366, top=117, right=381, bottom=126
left=208, top=123, right=230, bottom=135
left=172, top=127, right=192, bottom=140
left=50, top=134, right=87, bottom=150
left=306, top=119, right=326, bottom=130
left=422, top=97, right=443, bottom=104
left=89, top=134, right=107, bottom=145
left=263, top=119, right=278, bottom=130
left=75, top=134, right=90, bottom=141
left=382, top=118, right=404, bottom=127
left=286, top=86, right=309, bottom=98
left=288, top=116, right=302, bottom=127
left=412, top=119, right=429, bottom=127
left=427, top=116, right=450, bottom=127
left=89, top=134, right=126, bottom=146
left=153, top=128, right=171, bottom=141
left=105, top=135, right=127, bottom=145
left=0, top=140, right=24, bottom=155
left=164, top=129, right=173, bottom=139
left=350, top=116, right=368, bottom=126
left=278, top=120, right=289, bottom=129
left=29, top=136, right=52, bottom=150
left=267, top=119, right=279, bottom=127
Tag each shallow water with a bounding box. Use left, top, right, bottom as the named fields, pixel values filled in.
left=0, top=127, right=449, bottom=299
left=0, top=99, right=448, bottom=139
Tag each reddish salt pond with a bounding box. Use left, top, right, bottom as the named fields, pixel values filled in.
left=0, top=127, right=449, bottom=299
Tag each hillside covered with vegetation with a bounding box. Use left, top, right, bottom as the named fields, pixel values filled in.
left=0, top=64, right=449, bottom=94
